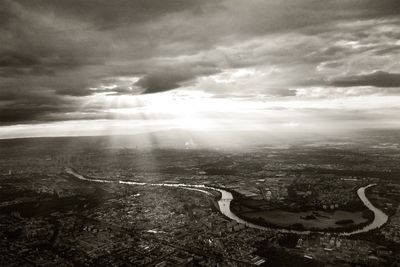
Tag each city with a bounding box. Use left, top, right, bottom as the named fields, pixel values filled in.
left=0, top=131, right=399, bottom=266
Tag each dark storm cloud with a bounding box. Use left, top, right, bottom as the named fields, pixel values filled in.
left=0, top=88, right=78, bottom=125
left=135, top=65, right=219, bottom=94
left=331, top=71, right=400, bottom=88
left=0, top=0, right=400, bottom=125
left=0, top=51, right=40, bottom=68
left=374, top=45, right=400, bottom=56
left=14, top=0, right=218, bottom=29
left=0, top=104, right=66, bottom=124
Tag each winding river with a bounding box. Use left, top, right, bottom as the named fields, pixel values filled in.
left=65, top=168, right=388, bottom=236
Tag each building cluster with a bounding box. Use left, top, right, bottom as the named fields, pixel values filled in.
left=292, top=233, right=395, bottom=265
left=288, top=176, right=370, bottom=209
left=1, top=143, right=400, bottom=266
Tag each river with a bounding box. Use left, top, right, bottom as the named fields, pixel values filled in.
left=65, top=168, right=388, bottom=236
left=341, top=184, right=388, bottom=236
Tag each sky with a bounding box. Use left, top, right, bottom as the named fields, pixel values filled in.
left=0, top=0, right=400, bottom=139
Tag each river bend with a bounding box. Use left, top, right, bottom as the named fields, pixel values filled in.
left=65, top=168, right=388, bottom=236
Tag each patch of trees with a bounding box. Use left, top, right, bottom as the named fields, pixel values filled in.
left=234, top=211, right=375, bottom=234
left=335, top=219, right=354, bottom=225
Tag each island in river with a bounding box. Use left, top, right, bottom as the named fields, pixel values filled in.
left=230, top=184, right=386, bottom=233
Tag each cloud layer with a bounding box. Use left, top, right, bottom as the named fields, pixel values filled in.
left=0, top=0, right=399, bottom=129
